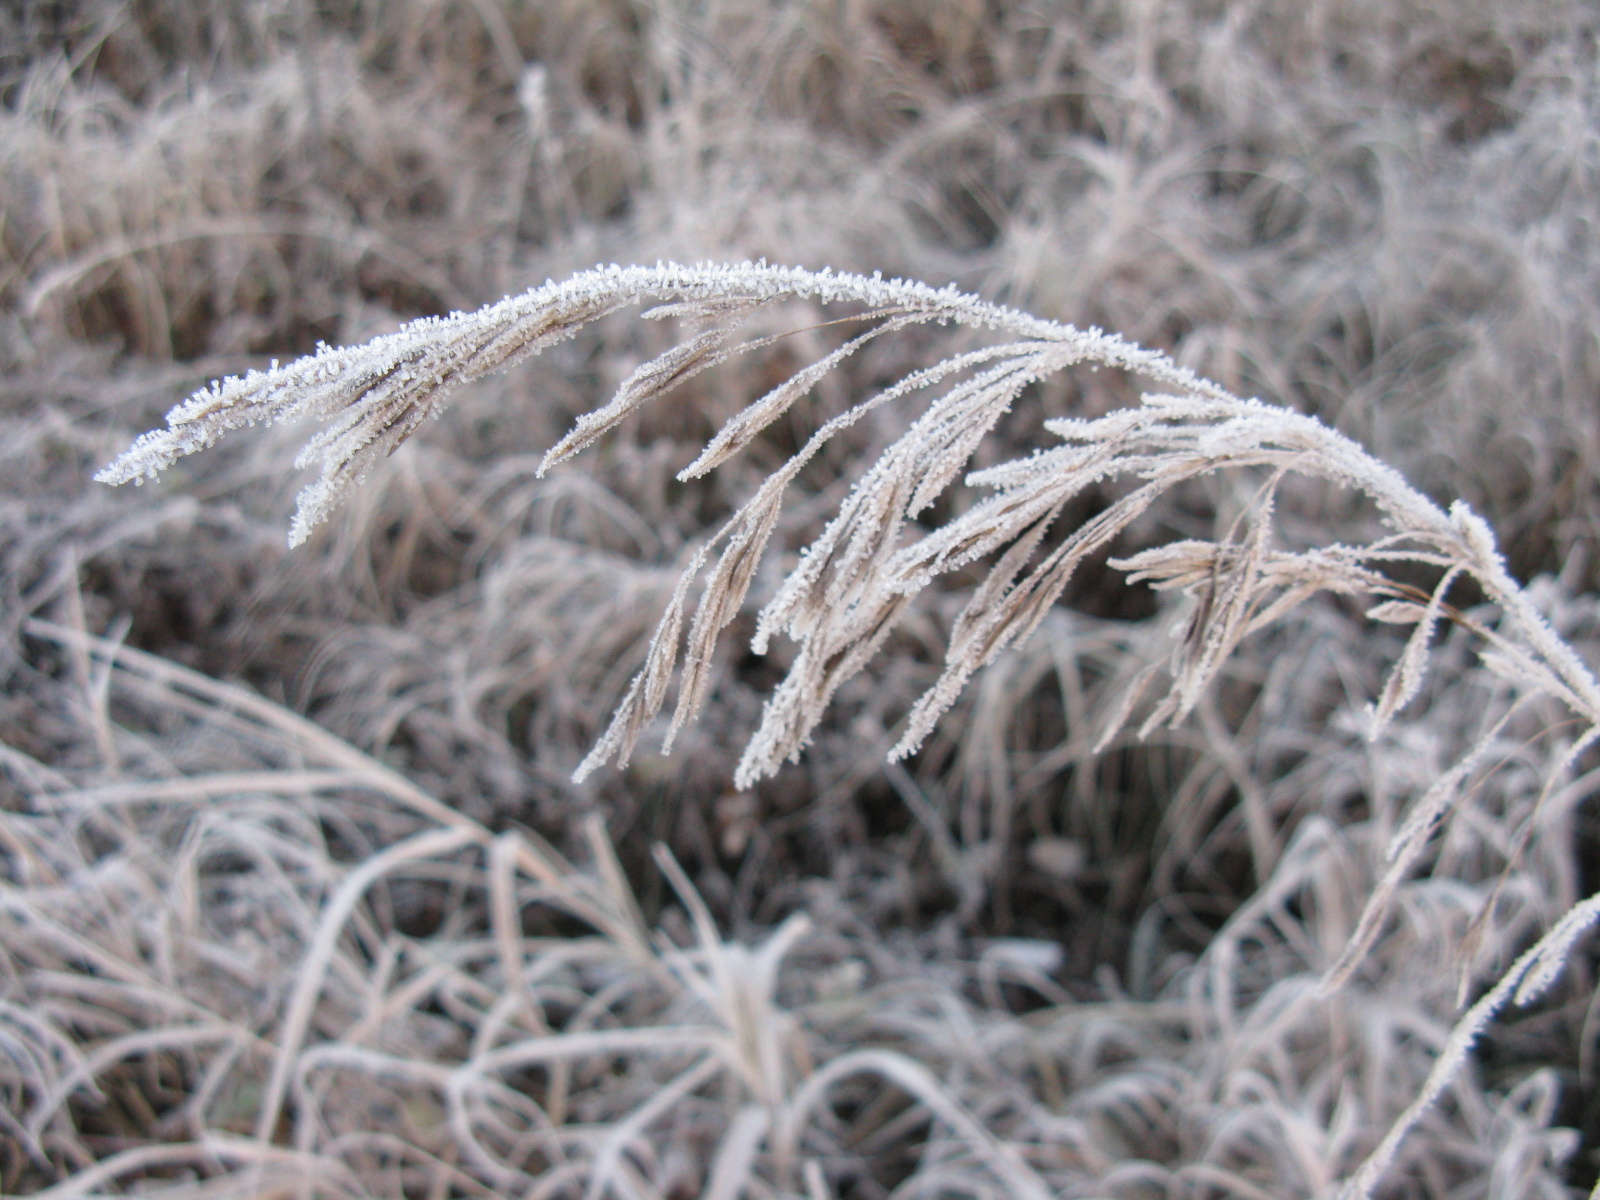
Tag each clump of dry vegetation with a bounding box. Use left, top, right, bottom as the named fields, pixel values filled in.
left=4, top=2, right=1600, bottom=1198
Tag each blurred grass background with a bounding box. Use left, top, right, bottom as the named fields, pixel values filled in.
left=3, top=2, right=1599, bottom=1196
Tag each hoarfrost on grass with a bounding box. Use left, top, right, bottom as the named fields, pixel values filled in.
left=96, top=260, right=1600, bottom=1195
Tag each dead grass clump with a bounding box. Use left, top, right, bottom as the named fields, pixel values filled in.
left=6, top=1, right=1600, bottom=1196
left=4, top=612, right=1593, bottom=1199
left=93, top=259, right=1600, bottom=1194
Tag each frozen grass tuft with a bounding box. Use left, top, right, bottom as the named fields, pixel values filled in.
left=92, top=261, right=1600, bottom=1194
left=6, top=2, right=1600, bottom=1197
left=6, top=612, right=1596, bottom=1198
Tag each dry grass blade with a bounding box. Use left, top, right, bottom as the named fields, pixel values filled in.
left=539, top=297, right=766, bottom=474
left=252, top=824, right=484, bottom=1141
left=1339, top=889, right=1600, bottom=1200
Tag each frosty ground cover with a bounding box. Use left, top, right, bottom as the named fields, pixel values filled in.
left=3, top=3, right=1599, bottom=1197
